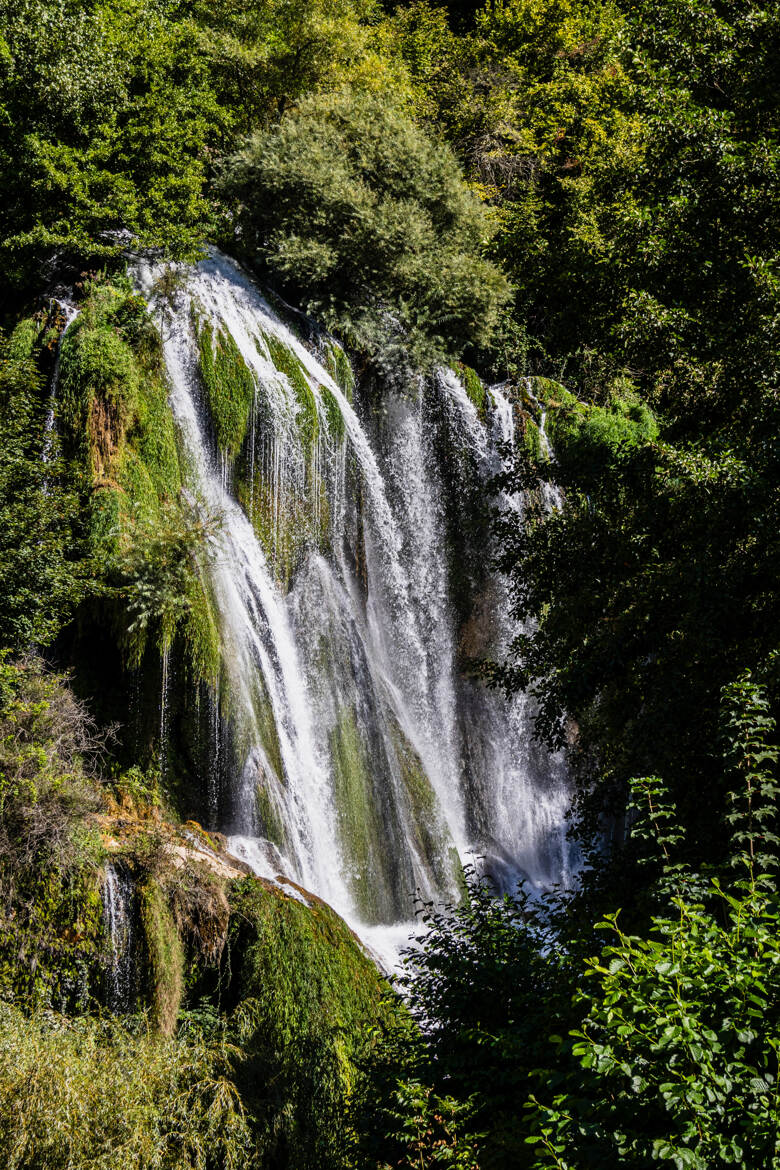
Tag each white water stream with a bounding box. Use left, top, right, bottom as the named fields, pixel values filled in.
left=102, top=862, right=136, bottom=1012
left=134, top=250, right=574, bottom=969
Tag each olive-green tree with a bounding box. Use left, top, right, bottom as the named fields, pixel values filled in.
left=224, top=88, right=509, bottom=369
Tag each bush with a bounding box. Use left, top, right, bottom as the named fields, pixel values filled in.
left=0, top=327, right=82, bottom=653
left=0, top=1002, right=252, bottom=1169
left=526, top=709, right=780, bottom=1169
left=224, top=89, right=510, bottom=370
left=0, top=658, right=106, bottom=1008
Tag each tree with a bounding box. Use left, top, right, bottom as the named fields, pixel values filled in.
left=223, top=88, right=510, bottom=370
left=525, top=679, right=780, bottom=1168
left=0, top=323, right=82, bottom=654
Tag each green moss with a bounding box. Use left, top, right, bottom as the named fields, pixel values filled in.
left=118, top=449, right=162, bottom=528
left=182, top=569, right=221, bottom=685
left=132, top=376, right=182, bottom=500
left=522, top=416, right=542, bottom=460
left=59, top=320, right=139, bottom=474
left=320, top=384, right=346, bottom=443
left=527, top=376, right=574, bottom=410
left=389, top=718, right=460, bottom=894
left=458, top=362, right=487, bottom=421
left=263, top=332, right=319, bottom=454
left=236, top=461, right=320, bottom=589
left=250, top=693, right=287, bottom=800
left=323, top=341, right=355, bottom=403
left=61, top=279, right=225, bottom=688
left=195, top=314, right=255, bottom=458
left=256, top=782, right=286, bottom=849
left=329, top=706, right=391, bottom=922
left=225, top=875, right=391, bottom=1168
left=139, top=877, right=184, bottom=1036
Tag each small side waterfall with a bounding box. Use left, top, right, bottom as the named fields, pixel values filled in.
left=159, top=646, right=171, bottom=790
left=102, top=862, right=137, bottom=1012
left=42, top=300, right=78, bottom=465
left=133, top=249, right=575, bottom=965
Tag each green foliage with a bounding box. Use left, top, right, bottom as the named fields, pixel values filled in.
left=366, top=683, right=780, bottom=1170
left=0, top=325, right=82, bottom=653
left=0, top=659, right=105, bottom=1009
left=0, top=1001, right=252, bottom=1169
left=59, top=274, right=221, bottom=681
left=385, top=0, right=636, bottom=377
left=721, top=670, right=780, bottom=888
left=526, top=886, right=780, bottom=1169
left=525, top=753, right=780, bottom=1169
left=107, top=503, right=218, bottom=665
left=191, top=0, right=391, bottom=131
left=225, top=88, right=509, bottom=368
left=540, top=382, right=659, bottom=483
left=494, top=402, right=776, bottom=863
left=356, top=867, right=574, bottom=1170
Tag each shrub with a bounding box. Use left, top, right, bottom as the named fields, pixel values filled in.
left=224, top=89, right=510, bottom=370
left=0, top=658, right=106, bottom=1008
left=0, top=329, right=82, bottom=653
left=0, top=1002, right=252, bottom=1169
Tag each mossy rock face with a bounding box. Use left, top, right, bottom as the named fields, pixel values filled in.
left=0, top=864, right=106, bottom=1013
left=329, top=705, right=394, bottom=922
left=320, top=383, right=346, bottom=443
left=256, top=780, right=287, bottom=848
left=522, top=415, right=542, bottom=460
left=531, top=375, right=659, bottom=469
left=263, top=331, right=319, bottom=455
left=323, top=340, right=355, bottom=403
left=60, top=321, right=139, bottom=480
left=182, top=569, right=221, bottom=686
left=390, top=720, right=460, bottom=895
left=456, top=362, right=488, bottom=421
left=223, top=875, right=392, bottom=1170
left=8, top=315, right=42, bottom=363
left=131, top=375, right=182, bottom=501
left=525, top=376, right=573, bottom=411
left=139, top=876, right=184, bottom=1036
left=59, top=276, right=224, bottom=689
left=235, top=467, right=316, bottom=590
left=233, top=332, right=340, bottom=587
left=195, top=314, right=256, bottom=459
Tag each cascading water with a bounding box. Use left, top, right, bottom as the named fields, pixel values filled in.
left=102, top=861, right=137, bottom=1012
left=134, top=249, right=575, bottom=967
left=42, top=300, right=78, bottom=465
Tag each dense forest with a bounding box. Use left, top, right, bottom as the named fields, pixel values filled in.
left=1, top=0, right=779, bottom=1166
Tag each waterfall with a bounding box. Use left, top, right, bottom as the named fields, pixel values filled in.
left=133, top=249, right=575, bottom=966
left=159, top=646, right=171, bottom=790
left=102, top=862, right=137, bottom=1012
left=42, top=300, right=78, bottom=465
